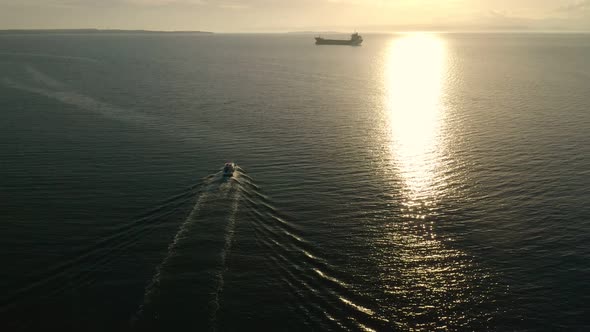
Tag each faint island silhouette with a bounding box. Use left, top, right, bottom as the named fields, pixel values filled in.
left=0, top=29, right=213, bottom=34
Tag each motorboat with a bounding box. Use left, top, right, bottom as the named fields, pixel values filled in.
left=223, top=162, right=235, bottom=177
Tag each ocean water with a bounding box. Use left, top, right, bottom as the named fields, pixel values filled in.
left=1, top=32, right=589, bottom=331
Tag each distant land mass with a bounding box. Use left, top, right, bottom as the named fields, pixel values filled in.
left=0, top=29, right=213, bottom=34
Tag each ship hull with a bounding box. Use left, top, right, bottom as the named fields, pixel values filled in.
left=315, top=38, right=362, bottom=46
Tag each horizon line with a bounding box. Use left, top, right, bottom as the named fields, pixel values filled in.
left=1, top=28, right=590, bottom=34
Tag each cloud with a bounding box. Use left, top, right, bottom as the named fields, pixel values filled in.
left=2, top=0, right=590, bottom=31
left=0, top=0, right=206, bottom=7
left=556, top=0, right=590, bottom=12
left=123, top=0, right=205, bottom=6
left=218, top=2, right=249, bottom=10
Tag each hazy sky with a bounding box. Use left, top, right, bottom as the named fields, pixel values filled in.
left=1, top=0, right=589, bottom=32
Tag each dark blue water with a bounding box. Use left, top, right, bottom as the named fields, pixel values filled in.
left=1, top=32, right=589, bottom=331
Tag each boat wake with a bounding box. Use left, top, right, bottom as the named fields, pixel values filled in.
left=1, top=65, right=235, bottom=142
left=1, top=164, right=389, bottom=330
left=208, top=180, right=240, bottom=328
left=132, top=167, right=389, bottom=330
left=132, top=168, right=242, bottom=330
left=0, top=51, right=100, bottom=63
left=0, top=177, right=203, bottom=328
left=1, top=70, right=153, bottom=125
left=233, top=175, right=390, bottom=331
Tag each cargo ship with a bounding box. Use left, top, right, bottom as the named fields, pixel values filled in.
left=315, top=32, right=363, bottom=46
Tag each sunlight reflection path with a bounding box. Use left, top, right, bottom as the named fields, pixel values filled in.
left=384, top=33, right=447, bottom=204
left=373, top=34, right=494, bottom=330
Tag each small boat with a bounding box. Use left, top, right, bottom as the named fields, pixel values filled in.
left=223, top=162, right=235, bottom=177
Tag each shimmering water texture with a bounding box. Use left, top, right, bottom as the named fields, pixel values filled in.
left=1, top=33, right=589, bottom=330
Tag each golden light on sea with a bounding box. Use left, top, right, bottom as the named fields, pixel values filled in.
left=383, top=33, right=447, bottom=203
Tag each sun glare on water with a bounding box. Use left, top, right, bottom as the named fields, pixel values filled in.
left=384, top=33, right=448, bottom=202
left=375, top=35, right=490, bottom=329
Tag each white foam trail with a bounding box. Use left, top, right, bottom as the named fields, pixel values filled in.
left=338, top=296, right=375, bottom=316
left=3, top=67, right=243, bottom=144
left=25, top=65, right=63, bottom=88
left=2, top=77, right=152, bottom=124
left=2, top=72, right=228, bottom=143
left=208, top=178, right=241, bottom=331
left=3, top=66, right=149, bottom=123
left=135, top=185, right=213, bottom=319
left=312, top=268, right=350, bottom=288
left=0, top=52, right=100, bottom=63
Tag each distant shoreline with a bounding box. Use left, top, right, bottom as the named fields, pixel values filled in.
left=1, top=29, right=588, bottom=35
left=0, top=29, right=214, bottom=34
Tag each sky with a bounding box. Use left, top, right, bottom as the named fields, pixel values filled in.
left=1, top=0, right=589, bottom=32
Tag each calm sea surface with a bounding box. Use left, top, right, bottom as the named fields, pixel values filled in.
left=1, top=32, right=589, bottom=331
